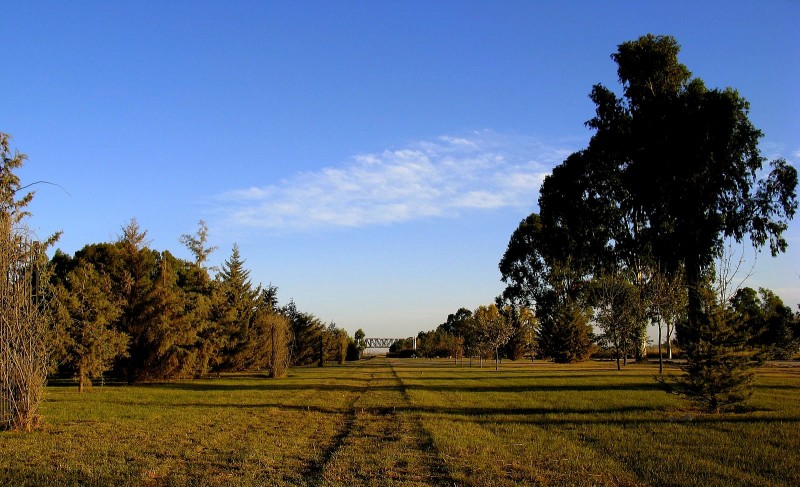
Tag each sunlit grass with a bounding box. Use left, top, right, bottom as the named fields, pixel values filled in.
left=1, top=357, right=797, bottom=485
left=395, top=359, right=800, bottom=487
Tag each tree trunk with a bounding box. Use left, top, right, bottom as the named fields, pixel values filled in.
left=666, top=321, right=673, bottom=360
left=638, top=333, right=648, bottom=362
left=682, top=255, right=703, bottom=347
left=270, top=323, right=277, bottom=377
left=658, top=320, right=663, bottom=376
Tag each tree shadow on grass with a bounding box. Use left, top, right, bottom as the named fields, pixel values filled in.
left=143, top=379, right=662, bottom=394
left=94, top=398, right=800, bottom=428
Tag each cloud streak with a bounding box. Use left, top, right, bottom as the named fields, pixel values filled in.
left=216, top=131, right=575, bottom=231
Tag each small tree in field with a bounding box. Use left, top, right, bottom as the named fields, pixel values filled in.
left=354, top=328, right=366, bottom=359
left=472, top=304, right=513, bottom=370
left=679, top=285, right=758, bottom=413
left=647, top=266, right=687, bottom=374
left=254, top=289, right=291, bottom=378
left=593, top=271, right=641, bottom=370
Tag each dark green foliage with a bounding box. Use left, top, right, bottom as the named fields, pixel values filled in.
left=499, top=213, right=593, bottom=363
left=439, top=308, right=473, bottom=338
left=500, top=35, right=796, bottom=412
left=679, top=287, right=758, bottom=413
left=536, top=299, right=592, bottom=363
left=325, top=324, right=350, bottom=365
left=136, top=252, right=201, bottom=380
left=417, top=329, right=458, bottom=359
left=283, top=300, right=326, bottom=366
left=49, top=233, right=301, bottom=382
left=52, top=262, right=127, bottom=391
left=115, top=221, right=159, bottom=383
left=212, top=244, right=261, bottom=371
left=582, top=34, right=797, bottom=336
left=345, top=341, right=361, bottom=361
left=730, top=287, right=799, bottom=359
left=499, top=213, right=553, bottom=309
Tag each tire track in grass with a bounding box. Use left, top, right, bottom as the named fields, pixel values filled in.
left=304, top=359, right=456, bottom=486
left=391, top=360, right=642, bottom=486
left=301, top=367, right=372, bottom=486
left=386, top=359, right=456, bottom=487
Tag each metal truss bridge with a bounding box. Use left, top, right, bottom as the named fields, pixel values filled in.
left=363, top=337, right=417, bottom=349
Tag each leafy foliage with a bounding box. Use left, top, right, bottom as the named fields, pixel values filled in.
left=500, top=35, right=797, bottom=407
left=730, top=287, right=799, bottom=359
left=592, top=271, right=641, bottom=369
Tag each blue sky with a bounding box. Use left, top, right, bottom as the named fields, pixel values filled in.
left=3, top=1, right=799, bottom=338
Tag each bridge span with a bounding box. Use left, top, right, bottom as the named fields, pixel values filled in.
left=363, top=337, right=417, bottom=350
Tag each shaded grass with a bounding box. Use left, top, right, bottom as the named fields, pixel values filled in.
left=0, top=358, right=798, bottom=485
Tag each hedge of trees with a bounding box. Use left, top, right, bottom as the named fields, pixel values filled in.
left=46, top=222, right=359, bottom=388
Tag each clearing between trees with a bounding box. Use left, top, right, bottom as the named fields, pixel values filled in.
left=0, top=357, right=798, bottom=486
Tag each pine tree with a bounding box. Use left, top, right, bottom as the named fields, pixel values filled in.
left=537, top=300, right=593, bottom=364
left=680, top=285, right=758, bottom=413
left=213, top=244, right=260, bottom=370
left=115, top=219, right=158, bottom=383
left=55, top=263, right=127, bottom=391
left=137, top=252, right=199, bottom=380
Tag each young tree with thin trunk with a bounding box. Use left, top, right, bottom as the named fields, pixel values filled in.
left=593, top=271, right=640, bottom=370
left=354, top=328, right=366, bottom=359
left=472, top=304, right=513, bottom=371
left=252, top=289, right=291, bottom=378
left=180, top=220, right=217, bottom=268
left=647, top=266, right=687, bottom=375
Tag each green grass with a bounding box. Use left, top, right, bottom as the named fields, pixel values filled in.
left=1, top=357, right=798, bottom=486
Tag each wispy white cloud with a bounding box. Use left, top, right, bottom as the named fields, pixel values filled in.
left=216, top=131, right=575, bottom=231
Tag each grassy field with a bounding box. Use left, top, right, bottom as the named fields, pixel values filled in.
left=1, top=357, right=798, bottom=486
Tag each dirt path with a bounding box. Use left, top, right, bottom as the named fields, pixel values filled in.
left=304, top=358, right=454, bottom=486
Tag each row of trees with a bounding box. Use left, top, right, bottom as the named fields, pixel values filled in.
left=416, top=304, right=536, bottom=370
left=48, top=221, right=360, bottom=389
left=497, top=35, right=798, bottom=412
left=1, top=132, right=358, bottom=429
left=417, top=281, right=797, bottom=370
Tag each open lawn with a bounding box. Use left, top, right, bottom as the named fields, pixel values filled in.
left=1, top=357, right=798, bottom=486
